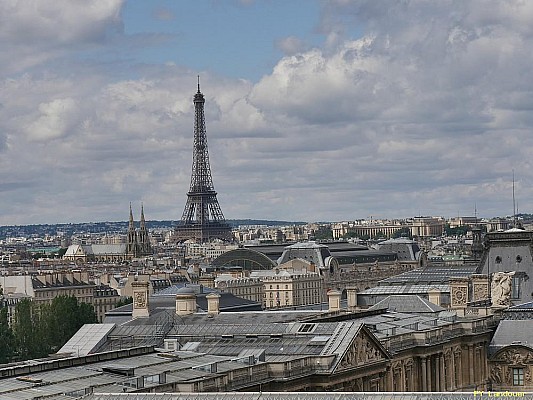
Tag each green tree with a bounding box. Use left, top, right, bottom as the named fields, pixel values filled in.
left=0, top=291, right=15, bottom=364
left=392, top=227, right=411, bottom=239
left=47, top=296, right=97, bottom=352
left=342, top=231, right=359, bottom=239
left=13, top=299, right=49, bottom=360
left=313, top=228, right=333, bottom=240
left=445, top=224, right=469, bottom=236
left=78, top=302, right=97, bottom=325
left=13, top=296, right=99, bottom=359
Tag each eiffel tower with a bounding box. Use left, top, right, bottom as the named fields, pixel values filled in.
left=174, top=79, right=233, bottom=242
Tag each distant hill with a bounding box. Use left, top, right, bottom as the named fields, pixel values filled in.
left=228, top=219, right=306, bottom=227
left=0, top=219, right=307, bottom=240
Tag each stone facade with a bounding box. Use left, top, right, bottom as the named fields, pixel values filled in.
left=490, top=346, right=533, bottom=390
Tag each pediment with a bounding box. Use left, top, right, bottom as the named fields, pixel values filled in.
left=335, top=325, right=389, bottom=372
left=492, top=345, right=533, bottom=365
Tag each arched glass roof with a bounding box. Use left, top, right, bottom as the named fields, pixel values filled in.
left=212, top=248, right=277, bottom=270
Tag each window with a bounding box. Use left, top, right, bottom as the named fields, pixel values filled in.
left=297, top=323, right=315, bottom=333
left=495, top=256, right=502, bottom=264
left=512, top=276, right=521, bottom=299
left=513, top=368, right=524, bottom=386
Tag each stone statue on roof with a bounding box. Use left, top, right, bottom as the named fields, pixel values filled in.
left=491, top=271, right=515, bottom=307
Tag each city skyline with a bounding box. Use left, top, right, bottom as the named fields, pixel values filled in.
left=1, top=1, right=533, bottom=225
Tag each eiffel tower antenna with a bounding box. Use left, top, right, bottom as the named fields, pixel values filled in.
left=174, top=80, right=232, bottom=243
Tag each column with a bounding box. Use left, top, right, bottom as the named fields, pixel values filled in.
left=426, top=356, right=432, bottom=391
left=469, top=344, right=475, bottom=386
left=400, top=362, right=405, bottom=392
left=481, top=342, right=489, bottom=387
left=450, top=352, right=455, bottom=390
left=457, top=351, right=463, bottom=389
left=435, top=355, right=441, bottom=391
left=439, top=354, right=445, bottom=391
left=421, top=357, right=427, bottom=391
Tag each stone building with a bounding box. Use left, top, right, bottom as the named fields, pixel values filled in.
left=214, top=274, right=264, bottom=304
left=488, top=303, right=533, bottom=391
left=92, top=284, right=120, bottom=322
left=54, top=282, right=493, bottom=393
left=477, top=228, right=533, bottom=305
left=250, top=267, right=324, bottom=309
left=1, top=272, right=95, bottom=305
left=410, top=216, right=446, bottom=238
left=0, top=272, right=119, bottom=323
left=331, top=220, right=407, bottom=240
left=0, top=278, right=497, bottom=397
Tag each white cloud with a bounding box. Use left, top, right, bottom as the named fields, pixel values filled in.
left=0, top=0, right=124, bottom=75
left=276, top=36, right=309, bottom=56
left=0, top=0, right=124, bottom=44
left=25, top=98, right=79, bottom=141
left=3, top=1, right=533, bottom=224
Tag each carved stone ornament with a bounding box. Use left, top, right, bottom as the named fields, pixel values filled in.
left=451, top=287, right=467, bottom=306
left=473, top=284, right=488, bottom=301
left=339, top=334, right=383, bottom=370
left=217, top=281, right=227, bottom=290
left=134, top=291, right=146, bottom=308
left=499, top=348, right=533, bottom=365
left=491, top=271, right=515, bottom=307
left=490, top=365, right=503, bottom=384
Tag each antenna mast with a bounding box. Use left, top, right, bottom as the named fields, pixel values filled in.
left=512, top=169, right=517, bottom=227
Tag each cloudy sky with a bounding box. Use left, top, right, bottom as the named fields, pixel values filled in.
left=1, top=0, right=532, bottom=225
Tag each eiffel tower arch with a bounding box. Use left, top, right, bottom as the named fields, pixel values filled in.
left=174, top=80, right=233, bottom=243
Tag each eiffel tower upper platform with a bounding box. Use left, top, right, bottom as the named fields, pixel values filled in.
left=174, top=80, right=233, bottom=243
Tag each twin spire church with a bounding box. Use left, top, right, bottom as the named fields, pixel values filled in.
left=63, top=204, right=152, bottom=263
left=126, top=203, right=152, bottom=258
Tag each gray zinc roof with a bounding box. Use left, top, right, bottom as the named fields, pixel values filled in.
left=368, top=295, right=444, bottom=313
left=489, top=319, right=533, bottom=355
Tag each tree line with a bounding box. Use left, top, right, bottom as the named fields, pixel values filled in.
left=0, top=293, right=97, bottom=364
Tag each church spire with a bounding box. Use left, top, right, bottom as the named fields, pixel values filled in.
left=128, top=202, right=134, bottom=230
left=137, top=203, right=151, bottom=256
left=140, top=202, right=146, bottom=229
left=126, top=202, right=137, bottom=258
